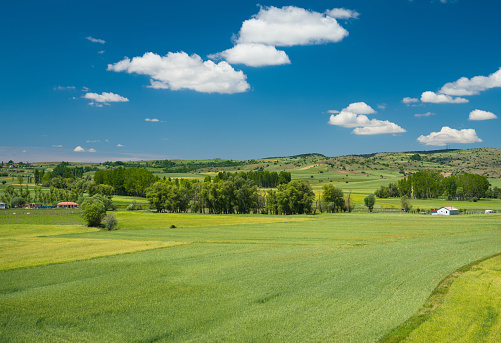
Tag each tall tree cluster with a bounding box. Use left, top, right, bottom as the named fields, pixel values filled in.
left=375, top=169, right=491, bottom=200
left=94, top=167, right=158, bottom=197
left=215, top=170, right=291, bottom=188
left=146, top=177, right=315, bottom=215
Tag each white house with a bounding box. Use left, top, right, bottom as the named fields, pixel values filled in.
left=436, top=206, right=459, bottom=215
left=0, top=202, right=7, bottom=209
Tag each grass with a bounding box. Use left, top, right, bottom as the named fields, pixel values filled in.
left=114, top=211, right=320, bottom=230
left=0, top=223, right=185, bottom=271
left=400, top=253, right=501, bottom=342
left=1, top=212, right=501, bottom=341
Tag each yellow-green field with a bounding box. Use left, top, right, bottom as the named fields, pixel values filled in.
left=1, top=210, right=501, bottom=342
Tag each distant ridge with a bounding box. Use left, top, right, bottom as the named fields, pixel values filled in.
left=352, top=148, right=460, bottom=158
left=265, top=153, right=326, bottom=159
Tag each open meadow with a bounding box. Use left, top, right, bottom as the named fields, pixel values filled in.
left=1, top=210, right=501, bottom=342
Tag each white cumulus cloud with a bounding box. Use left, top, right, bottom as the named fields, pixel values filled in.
left=235, top=6, right=352, bottom=47
left=74, top=146, right=85, bottom=152
left=417, top=127, right=482, bottom=146
left=420, top=91, right=468, bottom=104
left=108, top=52, right=249, bottom=94
left=439, top=68, right=501, bottom=96
left=468, top=109, right=497, bottom=121
left=344, top=102, right=376, bottom=115
left=145, top=118, right=160, bottom=122
left=83, top=92, right=129, bottom=105
left=328, top=102, right=406, bottom=135
left=210, top=44, right=290, bottom=67
left=117, top=144, right=125, bottom=147
left=86, top=36, right=105, bottom=44
left=88, top=148, right=97, bottom=153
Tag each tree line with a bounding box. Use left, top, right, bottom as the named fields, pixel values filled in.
left=375, top=169, right=493, bottom=200
left=94, top=167, right=158, bottom=197
left=146, top=176, right=351, bottom=215
left=214, top=170, right=291, bottom=188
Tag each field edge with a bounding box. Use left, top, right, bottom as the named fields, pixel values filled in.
left=378, top=251, right=501, bottom=343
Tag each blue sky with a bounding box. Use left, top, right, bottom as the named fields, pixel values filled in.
left=1, top=0, right=500, bottom=162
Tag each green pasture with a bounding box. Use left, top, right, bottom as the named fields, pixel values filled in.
left=404, top=253, right=501, bottom=342
left=1, top=212, right=501, bottom=342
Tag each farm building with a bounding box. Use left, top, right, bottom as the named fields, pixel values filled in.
left=0, top=201, right=7, bottom=209
left=22, top=203, right=42, bottom=209
left=436, top=206, right=459, bottom=215
left=57, top=202, right=79, bottom=209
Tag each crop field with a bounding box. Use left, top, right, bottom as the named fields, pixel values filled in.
left=1, top=211, right=501, bottom=342
left=403, top=253, right=501, bottom=342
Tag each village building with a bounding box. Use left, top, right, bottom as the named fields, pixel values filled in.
left=436, top=206, right=459, bottom=215
left=22, top=203, right=42, bottom=209
left=0, top=201, right=7, bottom=209
left=57, top=202, right=79, bottom=209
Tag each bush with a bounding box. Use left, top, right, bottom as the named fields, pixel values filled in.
left=126, top=201, right=142, bottom=211
left=104, top=214, right=118, bottom=230
left=81, top=197, right=106, bottom=227
left=10, top=196, right=25, bottom=208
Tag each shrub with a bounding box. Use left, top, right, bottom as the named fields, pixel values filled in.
left=104, top=214, right=118, bottom=230
left=10, top=196, right=25, bottom=208
left=81, top=197, right=106, bottom=227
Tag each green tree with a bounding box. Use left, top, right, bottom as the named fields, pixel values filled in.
left=322, top=184, right=345, bottom=213
left=364, top=193, right=376, bottom=212
left=10, top=196, right=25, bottom=208
left=401, top=195, right=412, bottom=212
left=81, top=197, right=106, bottom=227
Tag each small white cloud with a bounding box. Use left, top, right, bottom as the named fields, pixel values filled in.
left=83, top=92, right=129, bottom=105
left=326, top=8, right=359, bottom=19
left=117, top=144, right=125, bottom=147
left=440, top=68, right=501, bottom=96
left=88, top=148, right=97, bottom=153
left=417, top=127, right=482, bottom=146
left=74, top=146, right=85, bottom=152
left=352, top=122, right=406, bottom=135
left=235, top=6, right=352, bottom=47
left=420, top=91, right=468, bottom=104
left=328, top=110, right=340, bottom=114
left=344, top=102, right=376, bottom=115
left=82, top=86, right=89, bottom=92
left=98, top=50, right=105, bottom=54
left=414, top=112, right=436, bottom=118
left=468, top=109, right=497, bottom=121
left=54, top=86, right=75, bottom=90
left=402, top=97, right=419, bottom=104
left=52, top=145, right=63, bottom=148
left=211, top=43, right=290, bottom=67
left=328, top=102, right=405, bottom=135
left=22, top=150, right=27, bottom=153
left=377, top=103, right=387, bottom=110
left=86, top=140, right=100, bottom=143
left=105, top=139, right=109, bottom=143
left=86, top=36, right=105, bottom=44
left=145, top=118, right=160, bottom=122
left=108, top=52, right=250, bottom=94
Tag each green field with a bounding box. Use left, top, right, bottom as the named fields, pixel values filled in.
left=1, top=211, right=501, bottom=341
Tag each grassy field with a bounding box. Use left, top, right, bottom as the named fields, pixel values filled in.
left=402, top=253, right=501, bottom=342
left=1, top=211, right=501, bottom=342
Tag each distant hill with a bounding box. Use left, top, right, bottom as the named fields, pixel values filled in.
left=25, top=148, right=501, bottom=178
